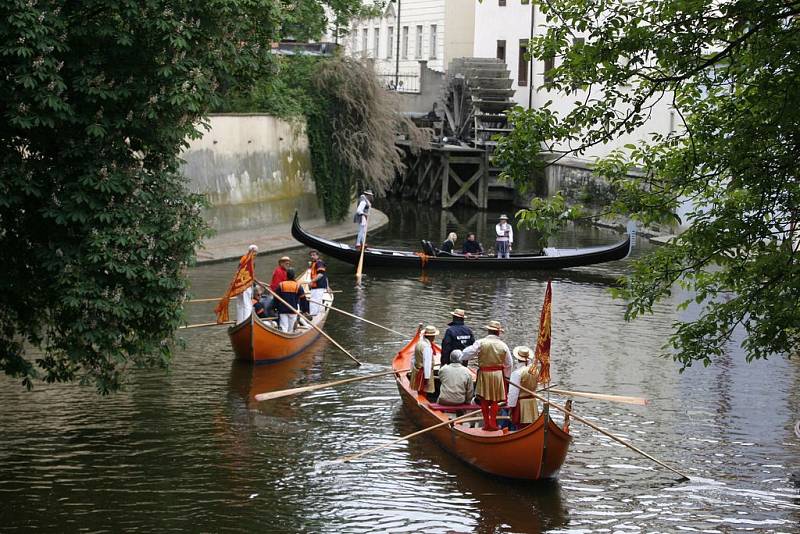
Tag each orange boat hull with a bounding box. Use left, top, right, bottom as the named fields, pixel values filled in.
left=393, top=333, right=571, bottom=480
left=228, top=286, right=332, bottom=364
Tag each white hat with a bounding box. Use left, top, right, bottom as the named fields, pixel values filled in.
left=423, top=325, right=439, bottom=336
left=513, top=345, right=532, bottom=361
left=248, top=244, right=258, bottom=252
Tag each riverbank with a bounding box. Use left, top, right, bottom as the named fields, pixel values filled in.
left=196, top=209, right=389, bottom=264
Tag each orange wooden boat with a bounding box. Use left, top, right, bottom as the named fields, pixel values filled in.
left=392, top=330, right=572, bottom=480
left=228, top=270, right=333, bottom=364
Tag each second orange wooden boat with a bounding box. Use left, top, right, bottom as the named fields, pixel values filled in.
left=228, top=271, right=332, bottom=364
left=393, top=330, right=572, bottom=480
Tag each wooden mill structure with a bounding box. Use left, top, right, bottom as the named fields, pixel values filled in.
left=393, top=57, right=516, bottom=209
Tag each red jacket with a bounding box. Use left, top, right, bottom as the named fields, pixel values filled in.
left=269, top=267, right=288, bottom=291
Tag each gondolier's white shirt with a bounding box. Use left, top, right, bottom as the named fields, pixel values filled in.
left=495, top=223, right=513, bottom=243
left=507, top=366, right=527, bottom=407
left=356, top=198, right=370, bottom=226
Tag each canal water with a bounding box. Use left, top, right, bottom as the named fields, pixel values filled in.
left=1, top=202, right=798, bottom=532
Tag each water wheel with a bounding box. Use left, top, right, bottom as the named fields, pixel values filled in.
left=441, top=57, right=515, bottom=147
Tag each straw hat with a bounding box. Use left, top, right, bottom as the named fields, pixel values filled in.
left=423, top=325, right=439, bottom=337
left=363, top=189, right=374, bottom=196
left=451, top=308, right=466, bottom=319
left=485, top=320, right=504, bottom=332
left=279, top=256, right=291, bottom=263
left=499, top=214, right=509, bottom=220
left=513, top=345, right=532, bottom=361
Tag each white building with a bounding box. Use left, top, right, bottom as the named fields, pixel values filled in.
left=473, top=0, right=674, bottom=161
left=340, top=0, right=476, bottom=91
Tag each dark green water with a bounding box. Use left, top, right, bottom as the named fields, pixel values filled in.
left=1, top=202, right=798, bottom=532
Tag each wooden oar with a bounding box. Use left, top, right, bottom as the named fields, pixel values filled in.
left=337, top=406, right=494, bottom=463
left=261, top=284, right=362, bottom=366
left=355, top=217, right=369, bottom=281
left=178, top=320, right=235, bottom=329
left=548, top=388, right=648, bottom=406
left=506, top=378, right=690, bottom=481
left=307, top=299, right=406, bottom=337
left=255, top=368, right=409, bottom=402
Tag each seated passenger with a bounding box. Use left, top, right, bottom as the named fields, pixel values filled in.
left=437, top=350, right=474, bottom=407
left=253, top=286, right=273, bottom=319
left=462, top=232, right=484, bottom=257
left=440, top=232, right=458, bottom=254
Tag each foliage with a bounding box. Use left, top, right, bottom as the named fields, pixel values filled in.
left=494, top=106, right=550, bottom=194
left=501, top=0, right=800, bottom=368
left=221, top=55, right=430, bottom=222
left=515, top=193, right=584, bottom=250
left=0, top=0, right=286, bottom=393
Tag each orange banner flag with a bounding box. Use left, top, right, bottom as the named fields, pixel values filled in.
left=214, top=251, right=256, bottom=323
left=533, top=280, right=552, bottom=384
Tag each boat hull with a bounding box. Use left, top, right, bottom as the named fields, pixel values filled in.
left=228, top=282, right=332, bottom=364
left=393, top=333, right=571, bottom=480
left=291, top=212, right=630, bottom=270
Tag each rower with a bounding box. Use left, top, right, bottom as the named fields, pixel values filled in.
left=269, top=256, right=291, bottom=291
left=507, top=346, right=540, bottom=429
left=440, top=308, right=475, bottom=368
left=462, top=232, right=484, bottom=258
left=354, top=189, right=373, bottom=249
left=410, top=325, right=438, bottom=401
left=461, top=320, right=513, bottom=431
left=308, top=249, right=328, bottom=316
left=276, top=268, right=306, bottom=332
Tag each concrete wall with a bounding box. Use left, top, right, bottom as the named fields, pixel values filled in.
left=395, top=60, right=446, bottom=113
left=181, top=114, right=313, bottom=206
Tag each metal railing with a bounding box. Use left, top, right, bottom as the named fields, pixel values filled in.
left=375, top=71, right=420, bottom=93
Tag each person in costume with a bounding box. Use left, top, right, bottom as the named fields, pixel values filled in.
left=461, top=320, right=513, bottom=431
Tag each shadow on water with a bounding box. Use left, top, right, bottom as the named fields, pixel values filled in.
left=391, top=408, right=569, bottom=534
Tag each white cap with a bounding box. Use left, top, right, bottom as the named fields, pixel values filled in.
left=248, top=244, right=258, bottom=252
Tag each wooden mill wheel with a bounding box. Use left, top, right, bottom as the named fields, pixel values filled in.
left=441, top=57, right=515, bottom=147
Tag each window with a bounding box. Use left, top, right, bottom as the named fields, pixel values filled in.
left=543, top=55, right=555, bottom=84
left=374, top=27, right=380, bottom=57
left=499, top=0, right=506, bottom=5
left=496, top=40, right=506, bottom=62
left=430, top=25, right=437, bottom=59
left=351, top=26, right=358, bottom=54
left=518, top=39, right=528, bottom=86
left=387, top=26, right=394, bottom=59
left=571, top=37, right=585, bottom=90
left=415, top=25, right=423, bottom=59
left=402, top=26, right=409, bottom=59
left=361, top=28, right=368, bottom=57
left=521, top=0, right=529, bottom=4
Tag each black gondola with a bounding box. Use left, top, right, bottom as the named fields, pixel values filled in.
left=291, top=212, right=631, bottom=270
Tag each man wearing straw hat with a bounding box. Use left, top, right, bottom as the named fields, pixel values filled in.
left=461, top=320, right=513, bottom=431
left=440, top=308, right=475, bottom=368
left=495, top=214, right=514, bottom=259
left=507, top=346, right=540, bottom=429
left=410, top=325, right=438, bottom=401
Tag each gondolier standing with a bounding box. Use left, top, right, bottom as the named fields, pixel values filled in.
left=308, top=250, right=328, bottom=316
left=461, top=320, right=513, bottom=431
left=495, top=214, right=513, bottom=259
left=354, top=189, right=373, bottom=248
left=410, top=325, right=438, bottom=401
left=507, top=346, right=540, bottom=429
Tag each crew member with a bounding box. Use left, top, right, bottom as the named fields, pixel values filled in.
left=462, top=232, right=484, bottom=257
left=495, top=215, right=514, bottom=259
left=410, top=325, right=438, bottom=401
left=276, top=268, right=306, bottom=332
left=269, top=256, right=292, bottom=291
left=440, top=308, right=475, bottom=367
left=308, top=249, right=328, bottom=316
left=461, top=320, right=513, bottom=431
left=440, top=232, right=457, bottom=254
left=437, top=350, right=474, bottom=407
left=354, top=189, right=374, bottom=248
left=507, top=346, right=540, bottom=429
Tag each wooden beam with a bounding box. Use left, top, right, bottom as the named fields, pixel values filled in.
left=445, top=166, right=481, bottom=208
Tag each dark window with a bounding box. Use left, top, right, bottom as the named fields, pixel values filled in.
left=496, top=40, right=506, bottom=62
left=518, top=39, right=528, bottom=86
left=544, top=55, right=555, bottom=84
left=499, top=0, right=507, bottom=5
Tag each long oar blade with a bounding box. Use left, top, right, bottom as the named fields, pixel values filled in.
left=255, top=368, right=407, bottom=402
left=548, top=388, right=648, bottom=406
